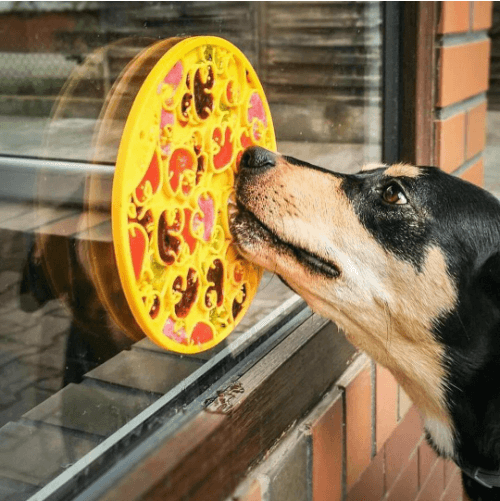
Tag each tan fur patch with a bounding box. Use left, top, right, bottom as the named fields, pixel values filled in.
left=384, top=163, right=422, bottom=178
left=425, top=418, right=455, bottom=458
left=235, top=155, right=456, bottom=428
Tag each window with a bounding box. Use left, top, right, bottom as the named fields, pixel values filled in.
left=0, top=3, right=383, bottom=499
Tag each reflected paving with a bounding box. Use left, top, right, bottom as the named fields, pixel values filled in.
left=0, top=201, right=292, bottom=497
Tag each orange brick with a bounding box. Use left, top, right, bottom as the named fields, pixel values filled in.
left=343, top=366, right=373, bottom=489
left=460, top=157, right=484, bottom=187
left=376, top=364, right=398, bottom=452
left=466, top=101, right=487, bottom=160
left=387, top=453, right=419, bottom=501
left=416, top=459, right=445, bottom=501
left=473, top=1, right=493, bottom=30
left=385, top=406, right=424, bottom=489
left=438, top=1, right=471, bottom=34
left=437, top=40, right=491, bottom=107
left=444, top=459, right=460, bottom=488
left=419, top=439, right=440, bottom=488
left=311, top=395, right=343, bottom=501
left=347, top=451, right=385, bottom=501
left=442, top=469, right=464, bottom=501
left=435, top=113, right=466, bottom=174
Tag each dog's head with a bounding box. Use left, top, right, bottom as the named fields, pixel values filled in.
left=231, top=146, right=500, bottom=433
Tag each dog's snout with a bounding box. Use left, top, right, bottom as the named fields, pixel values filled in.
left=239, top=146, right=276, bottom=171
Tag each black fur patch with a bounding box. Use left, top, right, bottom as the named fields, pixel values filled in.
left=341, top=168, right=431, bottom=271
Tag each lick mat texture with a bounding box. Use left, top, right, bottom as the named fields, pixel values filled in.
left=112, top=36, right=276, bottom=353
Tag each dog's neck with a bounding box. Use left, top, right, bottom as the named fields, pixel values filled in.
left=444, top=346, right=500, bottom=496
left=434, top=282, right=500, bottom=498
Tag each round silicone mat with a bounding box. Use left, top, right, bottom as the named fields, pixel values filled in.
left=112, top=37, right=276, bottom=353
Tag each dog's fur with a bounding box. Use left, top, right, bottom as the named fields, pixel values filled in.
left=231, top=146, right=500, bottom=501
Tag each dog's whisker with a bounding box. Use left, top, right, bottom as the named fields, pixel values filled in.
left=455, top=312, right=471, bottom=343
left=258, top=268, right=277, bottom=293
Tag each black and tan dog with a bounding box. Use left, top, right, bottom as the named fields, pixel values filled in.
left=231, top=146, right=500, bottom=501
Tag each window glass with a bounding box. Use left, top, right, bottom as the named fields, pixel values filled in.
left=486, top=1, right=500, bottom=197
left=0, top=2, right=382, bottom=499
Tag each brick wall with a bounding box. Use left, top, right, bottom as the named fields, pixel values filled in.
left=228, top=3, right=493, bottom=501
left=229, top=357, right=462, bottom=501
left=435, top=1, right=493, bottom=186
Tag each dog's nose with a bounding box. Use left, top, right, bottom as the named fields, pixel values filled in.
left=239, top=146, right=276, bottom=171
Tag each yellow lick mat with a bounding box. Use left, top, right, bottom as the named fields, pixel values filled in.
left=112, top=36, right=276, bottom=353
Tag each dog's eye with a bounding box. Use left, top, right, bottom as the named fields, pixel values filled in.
left=382, top=183, right=407, bottom=205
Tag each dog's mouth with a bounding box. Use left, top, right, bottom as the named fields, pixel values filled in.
left=230, top=201, right=341, bottom=280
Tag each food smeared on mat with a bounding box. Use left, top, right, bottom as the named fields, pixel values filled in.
left=112, top=37, right=276, bottom=353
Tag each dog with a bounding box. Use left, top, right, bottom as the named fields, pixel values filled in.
left=231, top=146, right=500, bottom=501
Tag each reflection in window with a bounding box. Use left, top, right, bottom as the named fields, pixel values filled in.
left=0, top=2, right=382, bottom=499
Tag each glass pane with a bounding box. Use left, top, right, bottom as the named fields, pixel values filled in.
left=0, top=2, right=382, bottom=499
left=486, top=1, right=498, bottom=196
